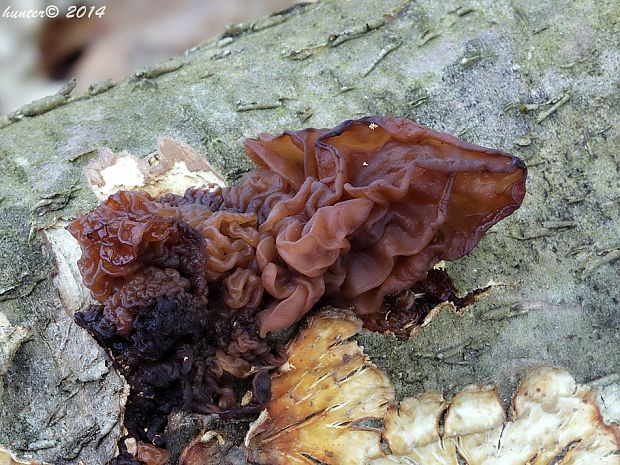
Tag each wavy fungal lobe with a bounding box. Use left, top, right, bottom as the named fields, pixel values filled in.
left=67, top=117, right=526, bottom=457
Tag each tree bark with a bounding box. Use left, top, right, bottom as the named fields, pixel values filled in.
left=0, top=0, right=618, bottom=463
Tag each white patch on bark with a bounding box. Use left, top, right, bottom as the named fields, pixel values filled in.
left=95, top=155, right=146, bottom=198
left=85, top=137, right=227, bottom=201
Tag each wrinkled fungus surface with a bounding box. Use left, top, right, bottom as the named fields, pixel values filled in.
left=68, top=116, right=526, bottom=460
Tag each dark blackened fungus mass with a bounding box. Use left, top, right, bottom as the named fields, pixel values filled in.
left=68, top=116, right=526, bottom=457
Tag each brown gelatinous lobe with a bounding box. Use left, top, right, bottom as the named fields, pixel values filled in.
left=67, top=116, right=526, bottom=459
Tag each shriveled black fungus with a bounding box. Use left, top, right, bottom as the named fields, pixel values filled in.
left=76, top=300, right=282, bottom=451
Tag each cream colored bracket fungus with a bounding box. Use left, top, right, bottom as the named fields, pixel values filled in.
left=245, top=310, right=620, bottom=465
left=375, top=367, right=620, bottom=465
left=245, top=309, right=395, bottom=465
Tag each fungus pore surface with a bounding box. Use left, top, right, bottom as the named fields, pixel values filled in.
left=67, top=116, right=527, bottom=459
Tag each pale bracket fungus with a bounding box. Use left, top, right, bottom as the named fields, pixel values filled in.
left=245, top=309, right=395, bottom=465
left=244, top=311, right=620, bottom=465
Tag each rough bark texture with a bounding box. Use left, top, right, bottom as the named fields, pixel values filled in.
left=0, top=0, right=618, bottom=463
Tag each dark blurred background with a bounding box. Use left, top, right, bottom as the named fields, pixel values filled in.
left=0, top=0, right=300, bottom=114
